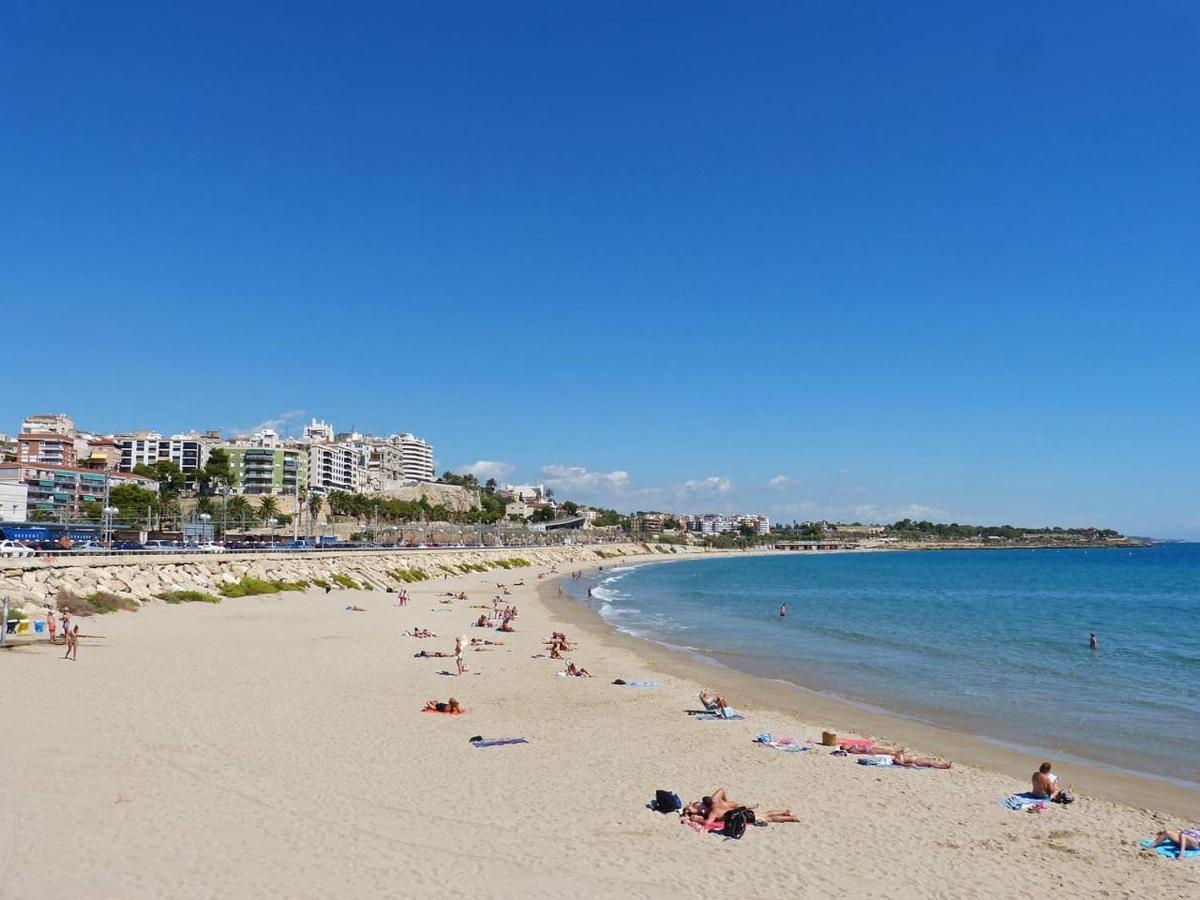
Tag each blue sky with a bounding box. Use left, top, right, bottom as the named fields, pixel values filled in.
left=2, top=3, right=1197, bottom=536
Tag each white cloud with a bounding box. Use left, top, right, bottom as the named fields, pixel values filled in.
left=230, top=409, right=306, bottom=437
left=679, top=476, right=733, bottom=496
left=897, top=504, right=942, bottom=519
left=768, top=475, right=795, bottom=490
left=541, top=464, right=631, bottom=492
left=458, top=460, right=514, bottom=481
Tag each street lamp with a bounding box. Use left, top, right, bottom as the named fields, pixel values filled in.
left=102, top=506, right=119, bottom=546
left=269, top=517, right=279, bottom=546
left=199, top=512, right=212, bottom=545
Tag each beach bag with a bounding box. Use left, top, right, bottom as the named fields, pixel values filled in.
left=653, top=790, right=682, bottom=813
left=722, top=807, right=754, bottom=839
left=1052, top=790, right=1075, bottom=805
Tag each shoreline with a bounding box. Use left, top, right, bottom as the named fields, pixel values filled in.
left=3, top=547, right=1196, bottom=897
left=540, top=553, right=1200, bottom=819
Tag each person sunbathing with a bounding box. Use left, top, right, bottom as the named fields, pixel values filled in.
left=414, top=650, right=453, bottom=658
left=1146, top=827, right=1200, bottom=859
left=699, top=691, right=734, bottom=716
left=564, top=661, right=591, bottom=677
left=499, top=620, right=515, bottom=633
left=470, top=638, right=503, bottom=646
left=423, top=698, right=463, bottom=714
left=404, top=628, right=437, bottom=638
left=682, top=789, right=753, bottom=828
left=844, top=745, right=952, bottom=769
left=1032, top=762, right=1069, bottom=799
left=475, top=615, right=489, bottom=627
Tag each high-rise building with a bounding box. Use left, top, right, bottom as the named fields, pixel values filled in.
left=394, top=433, right=434, bottom=483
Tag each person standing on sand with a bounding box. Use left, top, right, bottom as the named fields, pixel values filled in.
left=1089, top=632, right=1097, bottom=651
left=62, top=624, right=78, bottom=661
left=46, top=606, right=57, bottom=644
left=454, top=635, right=468, bottom=675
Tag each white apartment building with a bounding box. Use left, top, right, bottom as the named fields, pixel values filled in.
left=307, top=443, right=363, bottom=494
left=503, top=483, right=546, bottom=501
left=393, top=433, right=434, bottom=483
left=303, top=418, right=335, bottom=444
left=116, top=432, right=215, bottom=475
left=20, top=414, right=75, bottom=435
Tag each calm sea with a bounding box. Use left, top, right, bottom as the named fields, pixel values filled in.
left=571, top=545, right=1200, bottom=788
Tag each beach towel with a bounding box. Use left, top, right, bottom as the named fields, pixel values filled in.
left=758, top=741, right=810, bottom=752
left=681, top=818, right=725, bottom=833
left=857, top=755, right=896, bottom=766
left=693, top=712, right=745, bottom=721
left=1141, top=839, right=1200, bottom=859
left=1002, top=792, right=1050, bottom=811
left=421, top=708, right=464, bottom=715
left=620, top=680, right=660, bottom=688
left=470, top=738, right=529, bottom=748
left=838, top=738, right=875, bottom=752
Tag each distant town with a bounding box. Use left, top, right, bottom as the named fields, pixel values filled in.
left=0, top=413, right=1135, bottom=552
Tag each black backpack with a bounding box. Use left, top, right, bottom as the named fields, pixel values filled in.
left=722, top=807, right=755, bottom=839
left=653, top=790, right=682, bottom=813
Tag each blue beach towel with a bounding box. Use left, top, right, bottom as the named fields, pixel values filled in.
left=470, top=738, right=529, bottom=748
left=1141, top=839, right=1200, bottom=859
left=1002, top=792, right=1049, bottom=811
left=694, top=713, right=745, bottom=721
left=622, top=680, right=660, bottom=688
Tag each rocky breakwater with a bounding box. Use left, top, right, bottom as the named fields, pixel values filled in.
left=0, top=544, right=677, bottom=617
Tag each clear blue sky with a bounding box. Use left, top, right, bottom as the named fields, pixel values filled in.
left=2, top=3, right=1197, bottom=537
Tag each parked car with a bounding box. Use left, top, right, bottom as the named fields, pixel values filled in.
left=143, top=540, right=179, bottom=551
left=0, top=540, right=35, bottom=558
left=111, top=540, right=145, bottom=551
left=71, top=541, right=111, bottom=554
left=193, top=542, right=226, bottom=553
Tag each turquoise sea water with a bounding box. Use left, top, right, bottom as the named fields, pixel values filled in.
left=572, top=545, right=1200, bottom=788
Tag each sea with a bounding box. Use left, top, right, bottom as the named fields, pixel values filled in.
left=569, top=544, right=1200, bottom=789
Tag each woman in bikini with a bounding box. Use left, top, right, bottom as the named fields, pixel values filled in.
left=423, top=698, right=463, bottom=713
left=1147, top=827, right=1200, bottom=859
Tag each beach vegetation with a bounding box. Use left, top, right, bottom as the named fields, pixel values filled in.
left=309, top=578, right=330, bottom=589
left=84, top=591, right=140, bottom=613
left=218, top=576, right=283, bottom=598
left=54, top=590, right=97, bottom=616
left=332, top=574, right=361, bottom=589
left=158, top=590, right=222, bottom=604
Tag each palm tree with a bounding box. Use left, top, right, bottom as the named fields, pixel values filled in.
left=226, top=496, right=252, bottom=531
left=257, top=495, right=280, bottom=524
left=307, top=493, right=323, bottom=519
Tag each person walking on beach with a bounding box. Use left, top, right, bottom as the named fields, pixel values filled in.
left=1089, top=632, right=1097, bottom=651
left=454, top=635, right=468, bottom=675
left=46, top=606, right=57, bottom=644
left=62, top=624, right=79, bottom=661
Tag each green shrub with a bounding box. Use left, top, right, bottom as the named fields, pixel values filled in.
left=310, top=578, right=329, bottom=589
left=85, top=591, right=139, bottom=614
left=332, top=573, right=361, bottom=590
left=272, top=580, right=308, bottom=592
left=218, top=576, right=286, bottom=598
left=159, top=590, right=221, bottom=605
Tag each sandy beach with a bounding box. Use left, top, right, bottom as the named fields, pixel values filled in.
left=2, top=552, right=1196, bottom=899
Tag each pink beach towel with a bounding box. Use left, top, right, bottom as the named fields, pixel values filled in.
left=838, top=738, right=875, bottom=752
left=681, top=818, right=724, bottom=833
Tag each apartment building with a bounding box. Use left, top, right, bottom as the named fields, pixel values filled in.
left=227, top=447, right=307, bottom=497
left=116, top=432, right=215, bottom=477
left=303, top=418, right=335, bottom=444
left=17, top=431, right=78, bottom=467
left=0, top=482, right=28, bottom=522
left=394, top=433, right=434, bottom=483
left=0, top=462, right=158, bottom=520
left=307, top=444, right=363, bottom=494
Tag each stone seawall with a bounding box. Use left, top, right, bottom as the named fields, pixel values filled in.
left=0, top=544, right=696, bottom=616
